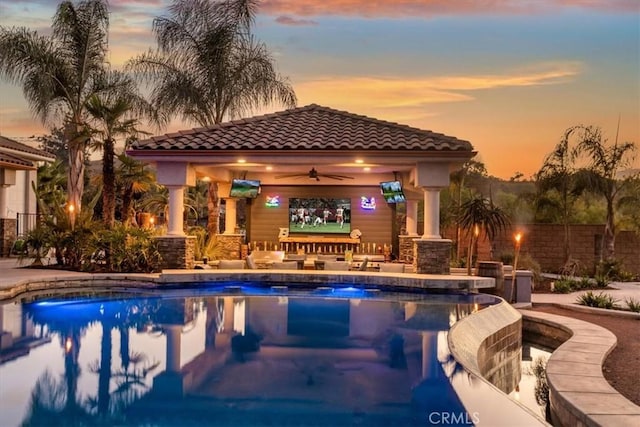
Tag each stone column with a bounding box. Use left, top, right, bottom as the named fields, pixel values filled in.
left=421, top=331, right=440, bottom=379
left=0, top=218, right=17, bottom=258
left=155, top=235, right=196, bottom=269
left=422, top=188, right=441, bottom=239
left=215, top=234, right=243, bottom=259
left=164, top=324, right=182, bottom=373
left=224, top=197, right=237, bottom=234
left=399, top=199, right=419, bottom=263
left=405, top=199, right=418, bottom=236
left=414, top=238, right=452, bottom=274
left=411, top=162, right=453, bottom=275
left=0, top=185, right=8, bottom=219
left=167, top=185, right=185, bottom=236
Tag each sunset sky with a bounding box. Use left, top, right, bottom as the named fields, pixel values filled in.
left=0, top=0, right=638, bottom=178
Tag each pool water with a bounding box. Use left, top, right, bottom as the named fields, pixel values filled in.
left=0, top=284, right=542, bottom=426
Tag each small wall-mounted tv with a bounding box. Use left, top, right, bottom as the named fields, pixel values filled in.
left=229, top=179, right=261, bottom=198
left=289, top=197, right=351, bottom=234
left=380, top=180, right=406, bottom=203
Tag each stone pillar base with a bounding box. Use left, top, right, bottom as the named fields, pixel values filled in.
left=414, top=239, right=452, bottom=275
left=215, top=234, right=244, bottom=260
left=155, top=236, right=196, bottom=269
left=398, top=235, right=418, bottom=263
left=0, top=218, right=17, bottom=257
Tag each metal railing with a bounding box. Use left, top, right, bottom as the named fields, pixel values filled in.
left=16, top=213, right=44, bottom=237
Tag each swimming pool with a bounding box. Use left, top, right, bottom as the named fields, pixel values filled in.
left=0, top=283, right=545, bottom=426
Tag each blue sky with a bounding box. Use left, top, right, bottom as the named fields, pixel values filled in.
left=0, top=0, right=638, bottom=178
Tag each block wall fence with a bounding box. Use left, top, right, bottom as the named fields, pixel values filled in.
left=446, top=224, right=640, bottom=276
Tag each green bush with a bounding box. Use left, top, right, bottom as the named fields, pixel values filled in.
left=526, top=356, right=549, bottom=408
left=88, top=224, right=162, bottom=273
left=515, top=252, right=542, bottom=287
left=626, top=298, right=640, bottom=313
left=576, top=276, right=594, bottom=290
left=576, top=291, right=618, bottom=309
left=499, top=252, right=514, bottom=266
left=552, top=279, right=575, bottom=294
left=596, top=259, right=634, bottom=283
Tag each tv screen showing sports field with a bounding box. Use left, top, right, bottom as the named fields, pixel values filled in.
left=229, top=179, right=261, bottom=198
left=289, top=198, right=351, bottom=234
left=380, top=180, right=406, bottom=203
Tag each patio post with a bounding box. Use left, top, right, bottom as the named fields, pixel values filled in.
left=406, top=199, right=419, bottom=235
left=154, top=162, right=196, bottom=269
left=421, top=187, right=441, bottom=239
left=413, top=162, right=452, bottom=274
left=167, top=185, right=185, bottom=236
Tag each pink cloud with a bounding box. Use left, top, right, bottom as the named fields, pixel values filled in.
left=275, top=15, right=318, bottom=26
left=260, top=0, right=637, bottom=17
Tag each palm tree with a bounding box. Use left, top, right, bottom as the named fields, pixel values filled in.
left=86, top=71, right=157, bottom=227
left=534, top=127, right=584, bottom=264
left=116, top=154, right=155, bottom=226
left=0, top=0, right=112, bottom=213
left=128, top=0, right=296, bottom=236
left=573, top=125, right=637, bottom=260
left=458, top=196, right=511, bottom=275
left=450, top=160, right=488, bottom=263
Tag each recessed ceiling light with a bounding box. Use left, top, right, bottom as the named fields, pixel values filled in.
left=201, top=176, right=211, bottom=182
left=237, top=159, right=246, bottom=164
left=363, top=167, right=371, bottom=172
left=355, top=159, right=364, bottom=164
left=266, top=166, right=273, bottom=171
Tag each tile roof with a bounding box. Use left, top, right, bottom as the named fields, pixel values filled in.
left=0, top=136, right=56, bottom=159
left=0, top=152, right=34, bottom=169
left=131, top=104, right=473, bottom=152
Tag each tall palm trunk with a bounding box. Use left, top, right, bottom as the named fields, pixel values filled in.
left=66, top=123, right=87, bottom=212
left=122, top=185, right=134, bottom=226
left=602, top=198, right=616, bottom=260
left=102, top=138, right=116, bottom=227
left=207, top=182, right=220, bottom=236
left=98, top=321, right=113, bottom=416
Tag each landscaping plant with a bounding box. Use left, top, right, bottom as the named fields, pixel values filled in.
left=626, top=298, right=640, bottom=313
left=576, top=291, right=618, bottom=309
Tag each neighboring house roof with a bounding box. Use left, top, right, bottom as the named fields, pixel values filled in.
left=131, top=104, right=473, bottom=152
left=0, top=151, right=35, bottom=170
left=0, top=136, right=56, bottom=166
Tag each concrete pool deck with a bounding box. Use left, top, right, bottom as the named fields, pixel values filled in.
left=1, top=258, right=639, bottom=426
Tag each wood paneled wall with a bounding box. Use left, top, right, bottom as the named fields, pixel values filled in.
left=247, top=185, right=393, bottom=250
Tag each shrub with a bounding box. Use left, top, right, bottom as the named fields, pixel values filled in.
left=576, top=276, right=594, bottom=290
left=576, top=291, right=618, bottom=309
left=626, top=298, right=640, bottom=313
left=515, top=252, right=542, bottom=287
left=552, top=279, right=575, bottom=294
left=596, top=259, right=634, bottom=283
left=88, top=224, right=162, bottom=273
left=20, top=226, right=51, bottom=266
left=526, top=356, right=549, bottom=408
left=499, top=252, right=514, bottom=266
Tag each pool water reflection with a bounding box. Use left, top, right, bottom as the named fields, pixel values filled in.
left=0, top=285, right=534, bottom=426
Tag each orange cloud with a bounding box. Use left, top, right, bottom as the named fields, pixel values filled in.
left=294, top=61, right=582, bottom=111
left=275, top=15, right=318, bottom=26
left=261, top=0, right=637, bottom=17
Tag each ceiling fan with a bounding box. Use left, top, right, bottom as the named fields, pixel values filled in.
left=275, top=167, right=355, bottom=181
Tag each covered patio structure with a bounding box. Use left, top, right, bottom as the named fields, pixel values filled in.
left=128, top=104, right=475, bottom=273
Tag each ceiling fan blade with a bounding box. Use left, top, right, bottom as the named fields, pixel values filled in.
left=320, top=174, right=355, bottom=180
left=274, top=173, right=306, bottom=179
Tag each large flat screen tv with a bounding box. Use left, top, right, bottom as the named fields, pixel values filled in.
left=229, top=179, right=261, bottom=198
left=289, top=197, right=351, bottom=234
left=380, top=180, right=406, bottom=203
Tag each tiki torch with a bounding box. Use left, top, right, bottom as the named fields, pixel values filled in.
left=511, top=232, right=522, bottom=302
